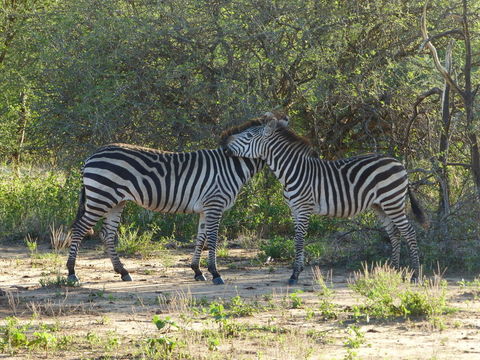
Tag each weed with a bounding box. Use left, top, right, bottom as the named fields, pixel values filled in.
left=227, top=296, right=257, bottom=317
left=30, top=331, right=57, bottom=351
left=49, top=223, right=71, bottom=251
left=207, top=336, right=220, bottom=351
left=152, top=315, right=178, bottom=332
left=116, top=225, right=166, bottom=258
left=39, top=275, right=78, bottom=288
left=216, top=243, right=229, bottom=259
left=96, top=316, right=111, bottom=325
left=343, top=325, right=366, bottom=360
left=209, top=303, right=227, bottom=322
left=24, top=234, right=38, bottom=256
left=0, top=317, right=30, bottom=351
left=349, top=263, right=450, bottom=322
left=289, top=290, right=304, bottom=309
left=458, top=277, right=480, bottom=299
left=144, top=336, right=179, bottom=357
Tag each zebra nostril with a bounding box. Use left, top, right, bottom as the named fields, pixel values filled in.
left=224, top=147, right=234, bottom=156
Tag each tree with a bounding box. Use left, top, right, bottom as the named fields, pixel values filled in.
left=421, top=0, right=480, bottom=199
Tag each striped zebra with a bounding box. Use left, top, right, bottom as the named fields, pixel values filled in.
left=221, top=113, right=428, bottom=285
left=67, top=143, right=264, bottom=285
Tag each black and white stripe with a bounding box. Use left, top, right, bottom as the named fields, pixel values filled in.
left=222, top=113, right=427, bottom=284
left=67, top=143, right=264, bottom=284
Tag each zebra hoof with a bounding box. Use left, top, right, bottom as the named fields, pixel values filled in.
left=195, top=274, right=207, bottom=281
left=67, top=274, right=80, bottom=284
left=288, top=278, right=298, bottom=286
left=212, top=276, right=225, bottom=285
left=121, top=273, right=132, bottom=281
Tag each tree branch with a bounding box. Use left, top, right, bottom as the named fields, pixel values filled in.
left=421, top=2, right=465, bottom=98
left=404, top=87, right=442, bottom=150
left=446, top=162, right=471, bottom=168
left=419, top=29, right=464, bottom=49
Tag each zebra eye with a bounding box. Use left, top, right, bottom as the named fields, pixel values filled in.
left=245, top=133, right=254, bottom=139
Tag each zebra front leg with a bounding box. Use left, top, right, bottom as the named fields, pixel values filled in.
left=190, top=213, right=207, bottom=281
left=205, top=212, right=224, bottom=285
left=289, top=209, right=312, bottom=286
left=102, top=203, right=131, bottom=281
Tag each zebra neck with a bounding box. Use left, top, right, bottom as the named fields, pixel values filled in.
left=265, top=142, right=314, bottom=184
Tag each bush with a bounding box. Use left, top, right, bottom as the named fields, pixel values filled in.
left=349, top=263, right=450, bottom=321
left=259, top=236, right=295, bottom=262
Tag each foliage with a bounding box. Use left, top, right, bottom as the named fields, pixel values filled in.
left=349, top=263, right=450, bottom=321
left=39, top=275, right=79, bottom=288
left=0, top=317, right=73, bottom=354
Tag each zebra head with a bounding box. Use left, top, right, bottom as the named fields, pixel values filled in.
left=222, top=112, right=289, bottom=159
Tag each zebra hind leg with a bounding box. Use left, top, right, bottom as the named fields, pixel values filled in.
left=67, top=213, right=102, bottom=283
left=380, top=207, right=420, bottom=282
left=373, top=206, right=402, bottom=270
left=101, top=202, right=131, bottom=281
left=190, top=213, right=207, bottom=281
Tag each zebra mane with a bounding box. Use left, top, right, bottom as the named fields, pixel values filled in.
left=219, top=119, right=264, bottom=147
left=219, top=110, right=290, bottom=147
left=98, top=143, right=173, bottom=154
left=276, top=126, right=318, bottom=158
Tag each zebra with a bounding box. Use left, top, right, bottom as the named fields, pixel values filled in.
left=221, top=112, right=428, bottom=285
left=67, top=142, right=264, bottom=285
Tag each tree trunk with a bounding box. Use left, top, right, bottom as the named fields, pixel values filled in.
left=12, top=91, right=28, bottom=164
left=437, top=43, right=453, bottom=217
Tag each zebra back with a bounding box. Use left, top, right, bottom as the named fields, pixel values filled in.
left=82, top=143, right=264, bottom=214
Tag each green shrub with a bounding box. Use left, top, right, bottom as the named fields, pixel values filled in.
left=115, top=225, right=167, bottom=257
left=259, top=236, right=295, bottom=262
left=349, top=263, right=450, bottom=321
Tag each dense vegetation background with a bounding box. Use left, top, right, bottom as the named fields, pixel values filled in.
left=1, top=0, right=480, bottom=273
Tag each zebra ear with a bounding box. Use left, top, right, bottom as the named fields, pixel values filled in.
left=263, top=119, right=278, bottom=137
left=278, top=116, right=289, bottom=127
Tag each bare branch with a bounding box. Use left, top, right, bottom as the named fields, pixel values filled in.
left=419, top=29, right=464, bottom=50
left=421, top=2, right=465, bottom=98
left=403, top=87, right=442, bottom=150
left=446, top=162, right=471, bottom=168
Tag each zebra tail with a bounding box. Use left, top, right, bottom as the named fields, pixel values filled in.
left=74, top=185, right=94, bottom=236
left=408, top=187, right=429, bottom=229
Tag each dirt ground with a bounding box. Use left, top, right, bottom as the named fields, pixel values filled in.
left=1, top=242, right=480, bottom=360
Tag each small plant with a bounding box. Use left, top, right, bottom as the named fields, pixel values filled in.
left=289, top=290, right=304, bottom=309
left=227, top=296, right=257, bottom=317
left=458, top=277, right=480, bottom=299
left=116, top=225, right=166, bottom=258
left=39, top=275, right=78, bottom=288
left=0, top=317, right=30, bottom=351
left=30, top=331, right=57, bottom=351
left=312, top=267, right=338, bottom=320
left=343, top=325, right=366, bottom=360
left=24, top=234, right=38, bottom=256
left=152, top=315, right=178, bottom=333
left=49, top=223, right=71, bottom=251
left=145, top=336, right=179, bottom=357
left=209, top=303, right=227, bottom=322
left=312, top=266, right=333, bottom=297
left=216, top=242, right=229, bottom=258
left=207, top=336, right=220, bottom=351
